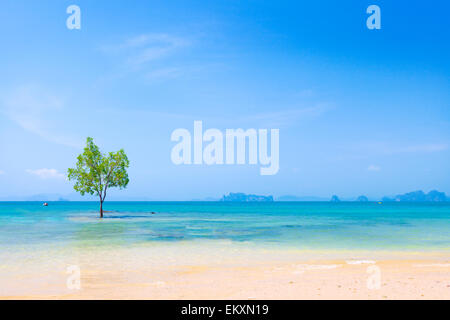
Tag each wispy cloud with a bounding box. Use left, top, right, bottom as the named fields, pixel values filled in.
left=95, top=33, right=192, bottom=85
left=129, top=37, right=188, bottom=66
left=367, top=165, right=381, bottom=171
left=241, top=103, right=331, bottom=128
left=26, top=168, right=65, bottom=180
left=333, top=142, right=448, bottom=162
left=396, top=144, right=448, bottom=153
left=369, top=143, right=449, bottom=156
left=132, top=102, right=330, bottom=129
left=1, top=85, right=83, bottom=148
left=101, top=33, right=190, bottom=70
left=144, top=67, right=182, bottom=82
left=0, top=170, right=5, bottom=175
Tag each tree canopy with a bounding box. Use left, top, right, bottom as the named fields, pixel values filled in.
left=68, top=137, right=129, bottom=217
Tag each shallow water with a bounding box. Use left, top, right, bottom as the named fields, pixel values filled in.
left=0, top=201, right=449, bottom=251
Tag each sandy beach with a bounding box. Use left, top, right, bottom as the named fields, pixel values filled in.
left=1, top=241, right=448, bottom=300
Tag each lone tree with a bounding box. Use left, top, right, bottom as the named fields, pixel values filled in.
left=68, top=137, right=130, bottom=218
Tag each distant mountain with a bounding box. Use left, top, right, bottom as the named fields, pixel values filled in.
left=0, top=193, right=69, bottom=201
left=221, top=193, right=273, bottom=202
left=2, top=190, right=448, bottom=202
left=382, top=190, right=448, bottom=202
left=356, top=195, right=369, bottom=202
left=277, top=195, right=328, bottom=201
left=0, top=193, right=96, bottom=201
left=330, top=195, right=340, bottom=202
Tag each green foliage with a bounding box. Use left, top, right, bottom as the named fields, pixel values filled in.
left=68, top=137, right=130, bottom=202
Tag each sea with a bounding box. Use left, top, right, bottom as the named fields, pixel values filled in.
left=0, top=201, right=449, bottom=251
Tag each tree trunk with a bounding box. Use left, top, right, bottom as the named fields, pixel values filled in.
left=100, top=200, right=104, bottom=218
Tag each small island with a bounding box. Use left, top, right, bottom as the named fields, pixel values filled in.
left=330, top=195, right=340, bottom=202
left=221, top=192, right=274, bottom=202
left=357, top=195, right=369, bottom=202
left=382, top=190, right=448, bottom=202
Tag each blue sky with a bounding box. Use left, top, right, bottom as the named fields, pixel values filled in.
left=0, top=0, right=449, bottom=200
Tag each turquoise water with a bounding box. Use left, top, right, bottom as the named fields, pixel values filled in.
left=0, top=201, right=449, bottom=251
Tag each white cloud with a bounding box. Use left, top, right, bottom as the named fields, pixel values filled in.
left=397, top=144, right=448, bottom=153
left=145, top=67, right=182, bottom=82
left=101, top=33, right=190, bottom=69
left=1, top=85, right=83, bottom=148
left=368, top=165, right=381, bottom=171
left=334, top=142, right=449, bottom=162
left=371, top=142, right=449, bottom=155
left=241, top=103, right=331, bottom=128
left=26, top=168, right=65, bottom=179
left=96, top=33, right=191, bottom=84
left=0, top=170, right=4, bottom=175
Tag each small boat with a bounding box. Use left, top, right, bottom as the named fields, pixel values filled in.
left=43, top=202, right=49, bottom=207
